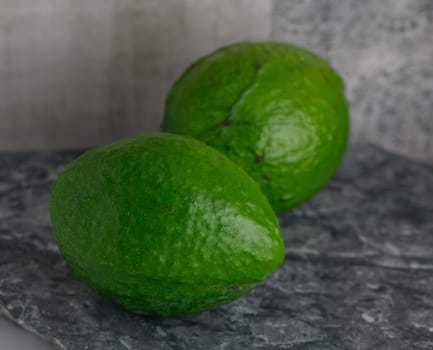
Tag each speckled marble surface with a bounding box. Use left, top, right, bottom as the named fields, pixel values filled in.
left=1, top=144, right=433, bottom=350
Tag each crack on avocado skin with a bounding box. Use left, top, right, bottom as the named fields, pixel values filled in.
left=226, top=62, right=264, bottom=124
left=218, top=119, right=252, bottom=128
left=197, top=63, right=264, bottom=142
left=256, top=62, right=264, bottom=71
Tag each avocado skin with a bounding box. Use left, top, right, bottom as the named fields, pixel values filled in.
left=162, top=42, right=350, bottom=213
left=49, top=133, right=284, bottom=317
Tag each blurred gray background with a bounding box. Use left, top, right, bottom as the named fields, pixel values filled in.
left=0, top=0, right=432, bottom=164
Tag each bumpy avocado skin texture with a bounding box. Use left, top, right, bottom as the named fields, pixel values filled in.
left=49, top=133, right=284, bottom=317
left=162, top=42, right=350, bottom=214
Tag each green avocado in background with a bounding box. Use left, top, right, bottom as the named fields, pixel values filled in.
left=162, top=42, right=350, bottom=213
left=50, top=133, right=284, bottom=317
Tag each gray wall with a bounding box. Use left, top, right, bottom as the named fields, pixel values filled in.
left=272, top=0, right=433, bottom=164
left=1, top=0, right=432, bottom=163
left=0, top=0, right=271, bottom=149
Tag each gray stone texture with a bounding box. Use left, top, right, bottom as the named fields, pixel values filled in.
left=1, top=145, right=433, bottom=349
left=272, top=0, right=433, bottom=163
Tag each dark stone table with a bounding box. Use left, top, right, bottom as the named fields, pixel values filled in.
left=1, top=144, right=433, bottom=350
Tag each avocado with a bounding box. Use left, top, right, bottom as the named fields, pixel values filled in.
left=50, top=133, right=284, bottom=317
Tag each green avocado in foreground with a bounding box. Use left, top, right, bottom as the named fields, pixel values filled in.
left=50, top=133, right=284, bottom=317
